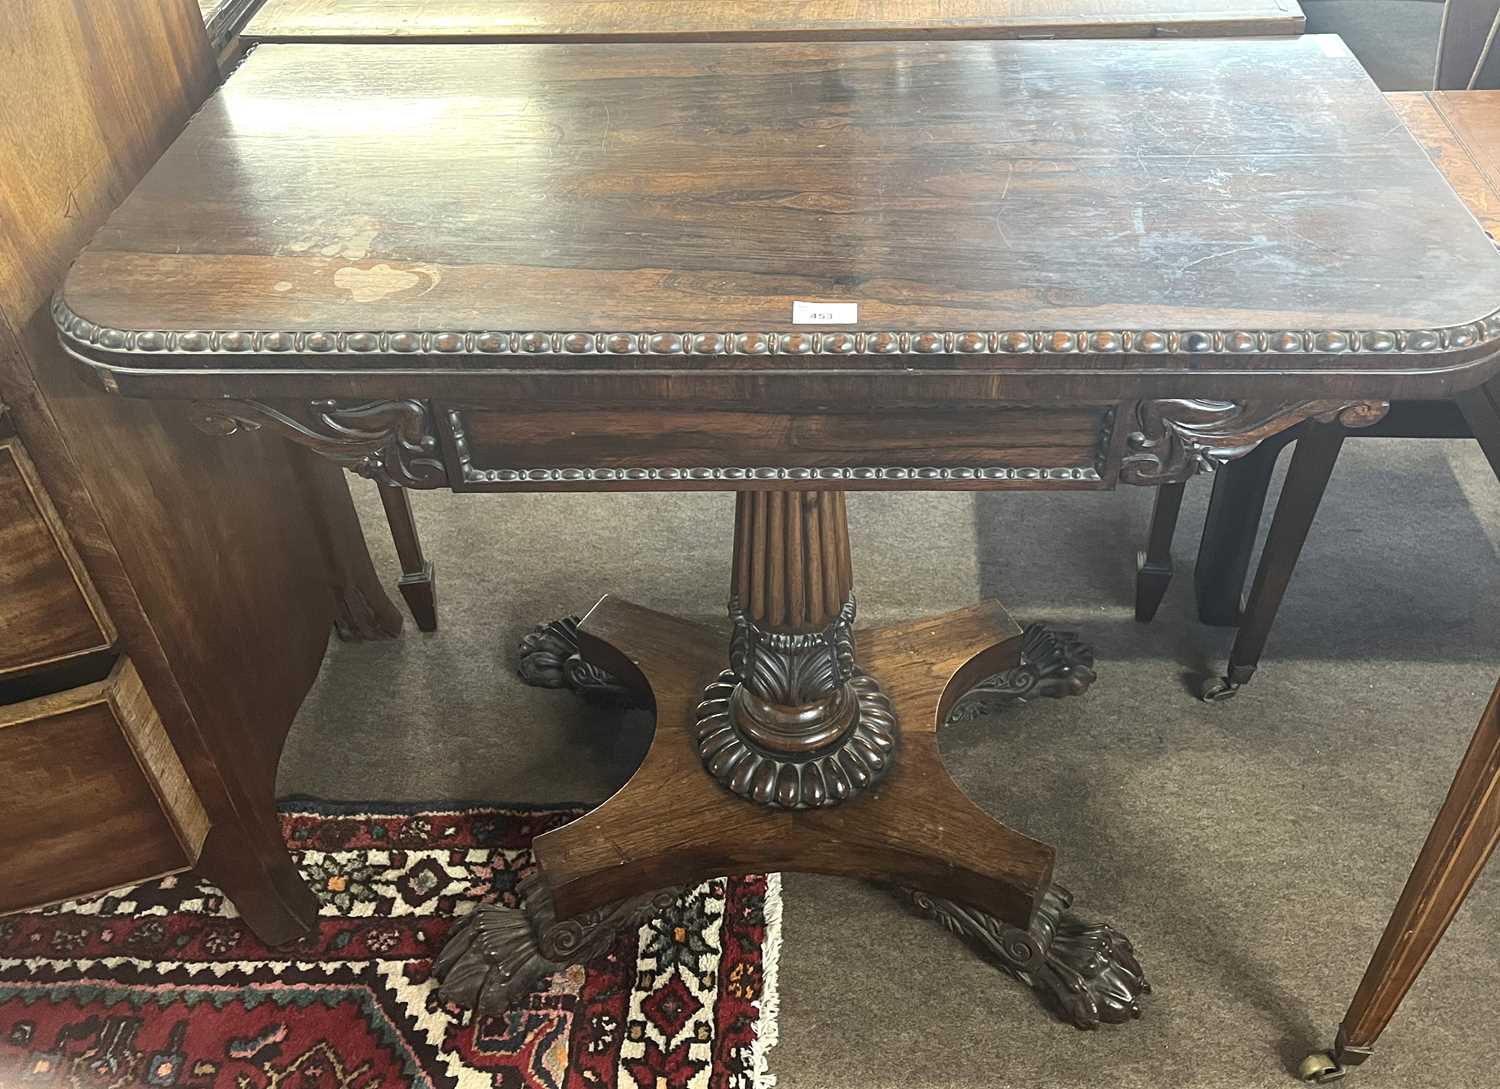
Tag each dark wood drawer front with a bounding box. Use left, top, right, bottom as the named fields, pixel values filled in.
left=443, top=406, right=1115, bottom=491
left=0, top=658, right=208, bottom=912
left=0, top=437, right=114, bottom=677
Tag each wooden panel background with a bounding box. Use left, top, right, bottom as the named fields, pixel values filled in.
left=1387, top=91, right=1500, bottom=239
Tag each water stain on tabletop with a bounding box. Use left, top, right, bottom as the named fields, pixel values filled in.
left=332, top=263, right=441, bottom=304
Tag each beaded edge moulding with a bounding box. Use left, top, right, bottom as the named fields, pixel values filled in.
left=51, top=297, right=1500, bottom=360
left=443, top=408, right=1109, bottom=484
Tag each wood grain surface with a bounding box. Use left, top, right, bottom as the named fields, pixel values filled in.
left=444, top=404, right=1113, bottom=491
left=1430, top=91, right=1500, bottom=208
left=0, top=436, right=116, bottom=677
left=534, top=595, right=1053, bottom=925
left=1388, top=92, right=1500, bottom=240
left=0, top=659, right=192, bottom=913
left=60, top=35, right=1500, bottom=384
left=243, top=0, right=1305, bottom=43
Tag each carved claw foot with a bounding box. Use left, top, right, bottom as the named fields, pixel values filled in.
left=900, top=883, right=1149, bottom=1029
left=434, top=872, right=681, bottom=1014
left=516, top=616, right=648, bottom=707
left=947, top=624, right=1097, bottom=723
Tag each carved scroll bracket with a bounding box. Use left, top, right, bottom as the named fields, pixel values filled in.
left=1118, top=399, right=1389, bottom=485
left=191, top=398, right=447, bottom=488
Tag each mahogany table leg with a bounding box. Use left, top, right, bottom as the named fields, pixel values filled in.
left=1135, top=482, right=1186, bottom=622
left=1200, top=424, right=1346, bottom=701
left=1299, top=678, right=1500, bottom=1083
left=377, top=482, right=437, bottom=633
left=1193, top=430, right=1298, bottom=627
left=436, top=489, right=1148, bottom=1027
left=1456, top=376, right=1500, bottom=480
left=285, top=448, right=404, bottom=641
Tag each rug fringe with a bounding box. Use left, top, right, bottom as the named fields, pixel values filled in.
left=750, top=871, right=783, bottom=1089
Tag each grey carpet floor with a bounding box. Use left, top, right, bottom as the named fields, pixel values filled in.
left=281, top=438, right=1500, bottom=1088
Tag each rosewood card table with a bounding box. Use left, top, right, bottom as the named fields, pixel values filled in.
left=54, top=34, right=1500, bottom=1080
left=237, top=0, right=1308, bottom=635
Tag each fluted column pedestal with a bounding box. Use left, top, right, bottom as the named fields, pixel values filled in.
left=443, top=488, right=1148, bottom=1031
left=698, top=491, right=896, bottom=809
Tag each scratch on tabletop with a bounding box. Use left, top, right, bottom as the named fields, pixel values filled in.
left=1177, top=240, right=1275, bottom=275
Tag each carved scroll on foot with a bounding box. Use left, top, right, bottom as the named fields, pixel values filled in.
left=901, top=883, right=1150, bottom=1029
left=516, top=615, right=646, bottom=706
left=947, top=624, right=1097, bottom=723
left=434, top=872, right=682, bottom=1014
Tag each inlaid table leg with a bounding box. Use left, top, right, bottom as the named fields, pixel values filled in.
left=1299, top=677, right=1500, bottom=1082
left=435, top=489, right=1148, bottom=1027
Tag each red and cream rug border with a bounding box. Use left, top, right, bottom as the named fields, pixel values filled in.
left=0, top=801, right=783, bottom=1089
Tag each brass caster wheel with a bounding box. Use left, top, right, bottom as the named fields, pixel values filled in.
left=1297, top=1051, right=1346, bottom=1084
left=1199, top=676, right=1239, bottom=703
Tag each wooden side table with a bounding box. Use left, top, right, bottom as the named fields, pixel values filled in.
left=242, top=0, right=1307, bottom=43
left=53, top=35, right=1500, bottom=1077
left=1136, top=91, right=1500, bottom=701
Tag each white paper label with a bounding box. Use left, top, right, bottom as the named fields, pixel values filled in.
left=792, top=301, right=858, bottom=324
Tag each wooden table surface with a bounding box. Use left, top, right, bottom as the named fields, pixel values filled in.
left=1390, top=91, right=1500, bottom=239
left=242, top=0, right=1306, bottom=43
left=57, top=35, right=1500, bottom=408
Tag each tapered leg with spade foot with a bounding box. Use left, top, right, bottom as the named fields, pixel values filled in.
left=1298, top=677, right=1500, bottom=1082
left=438, top=489, right=1148, bottom=1026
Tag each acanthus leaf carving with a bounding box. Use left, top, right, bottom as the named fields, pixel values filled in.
left=190, top=398, right=447, bottom=488
left=1118, top=399, right=1389, bottom=485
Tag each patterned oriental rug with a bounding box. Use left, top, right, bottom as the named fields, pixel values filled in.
left=0, top=802, right=782, bottom=1089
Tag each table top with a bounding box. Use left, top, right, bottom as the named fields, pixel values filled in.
left=57, top=36, right=1500, bottom=403
left=1388, top=91, right=1500, bottom=240
left=242, top=0, right=1306, bottom=43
